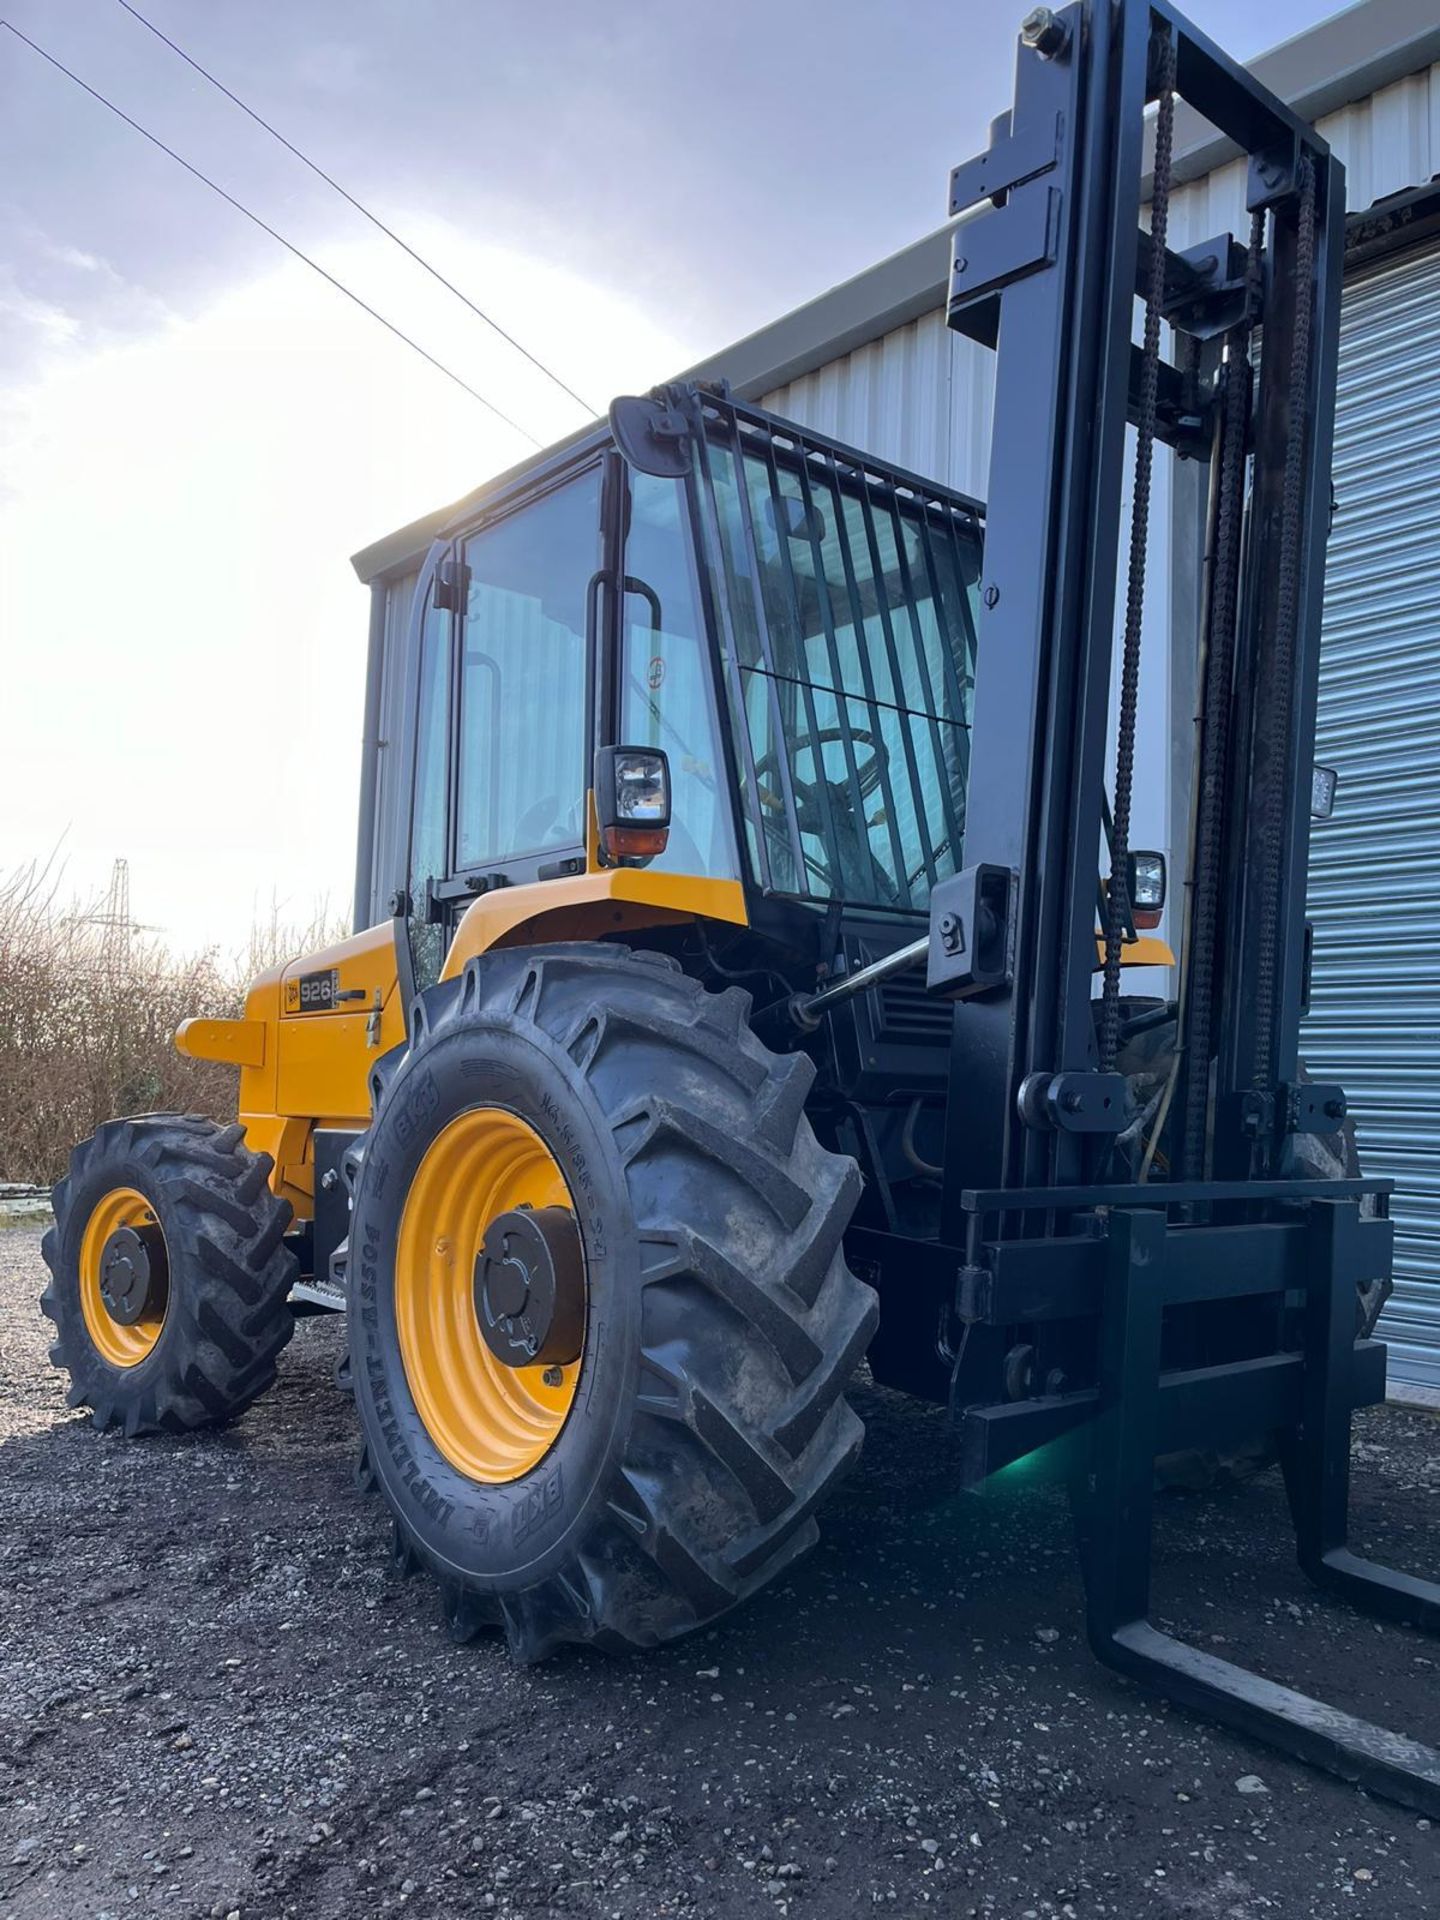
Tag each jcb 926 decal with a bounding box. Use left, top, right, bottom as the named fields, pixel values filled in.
left=285, top=968, right=339, bottom=1013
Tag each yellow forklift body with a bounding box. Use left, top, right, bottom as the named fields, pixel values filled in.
left=175, top=869, right=751, bottom=1215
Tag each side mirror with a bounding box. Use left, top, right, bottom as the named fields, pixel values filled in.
left=609, top=395, right=692, bottom=478
left=594, top=746, right=671, bottom=866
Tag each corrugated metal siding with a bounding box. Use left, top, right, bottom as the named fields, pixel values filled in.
left=761, top=309, right=995, bottom=500
left=1304, top=243, right=1440, bottom=1391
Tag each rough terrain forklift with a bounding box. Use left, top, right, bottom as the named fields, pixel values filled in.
left=42, top=0, right=1440, bottom=1811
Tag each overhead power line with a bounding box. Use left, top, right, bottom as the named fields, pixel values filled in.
left=0, top=19, right=542, bottom=446
left=114, top=0, right=600, bottom=419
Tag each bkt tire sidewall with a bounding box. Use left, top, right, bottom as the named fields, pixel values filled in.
left=347, top=1017, right=640, bottom=1592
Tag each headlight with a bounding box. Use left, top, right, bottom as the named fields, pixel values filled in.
left=1126, top=850, right=1166, bottom=929
left=1128, top=850, right=1166, bottom=911
left=613, top=751, right=670, bottom=823
left=595, top=746, right=671, bottom=866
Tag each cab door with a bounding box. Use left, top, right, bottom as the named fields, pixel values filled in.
left=401, top=460, right=606, bottom=998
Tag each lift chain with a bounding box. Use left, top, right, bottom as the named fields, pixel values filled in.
left=1251, top=155, right=1318, bottom=1089
left=1178, top=208, right=1267, bottom=1177
left=1099, top=23, right=1177, bottom=1071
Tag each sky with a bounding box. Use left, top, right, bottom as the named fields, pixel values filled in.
left=1, top=0, right=1339, bottom=956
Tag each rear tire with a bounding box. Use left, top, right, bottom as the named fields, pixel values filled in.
left=338, top=943, right=876, bottom=1662
left=41, top=1114, right=296, bottom=1435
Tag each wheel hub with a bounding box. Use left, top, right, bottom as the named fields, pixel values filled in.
left=394, top=1106, right=585, bottom=1485
left=474, top=1205, right=584, bottom=1369
left=98, top=1223, right=167, bottom=1327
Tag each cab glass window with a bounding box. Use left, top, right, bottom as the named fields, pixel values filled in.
left=456, top=468, right=601, bottom=870
left=620, top=471, right=739, bottom=881
left=702, top=428, right=979, bottom=912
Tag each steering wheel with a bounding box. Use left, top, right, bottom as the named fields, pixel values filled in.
left=753, top=727, right=889, bottom=835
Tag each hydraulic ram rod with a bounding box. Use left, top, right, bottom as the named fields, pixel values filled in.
left=790, top=936, right=929, bottom=1029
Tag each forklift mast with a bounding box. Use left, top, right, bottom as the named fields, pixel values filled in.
left=923, top=0, right=1440, bottom=1813
left=929, top=0, right=1340, bottom=1204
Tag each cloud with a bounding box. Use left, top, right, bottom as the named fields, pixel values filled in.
left=42, top=240, right=106, bottom=273
left=0, top=282, right=82, bottom=347
left=0, top=212, right=177, bottom=386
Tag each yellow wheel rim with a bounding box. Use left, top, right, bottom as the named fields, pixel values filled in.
left=78, top=1185, right=169, bottom=1368
left=394, top=1108, right=585, bottom=1485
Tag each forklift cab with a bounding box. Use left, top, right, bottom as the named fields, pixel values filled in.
left=398, top=390, right=983, bottom=999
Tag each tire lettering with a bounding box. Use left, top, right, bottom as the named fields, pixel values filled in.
left=539, top=1092, right=607, bottom=1259
left=394, top=1070, right=440, bottom=1150
left=360, top=1255, right=454, bottom=1532
left=512, top=1466, right=562, bottom=1544
left=357, top=1221, right=380, bottom=1328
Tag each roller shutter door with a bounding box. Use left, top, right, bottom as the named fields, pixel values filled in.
left=1305, top=241, right=1440, bottom=1396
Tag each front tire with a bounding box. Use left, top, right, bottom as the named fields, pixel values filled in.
left=41, top=1115, right=296, bottom=1435
left=338, top=944, right=877, bottom=1662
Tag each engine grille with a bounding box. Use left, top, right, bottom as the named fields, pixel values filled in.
left=873, top=973, right=953, bottom=1046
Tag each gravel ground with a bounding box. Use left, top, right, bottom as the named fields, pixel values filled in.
left=2, top=1223, right=1439, bottom=1920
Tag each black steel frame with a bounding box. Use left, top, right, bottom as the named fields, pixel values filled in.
left=1075, top=1204, right=1440, bottom=1810
left=925, top=0, right=1440, bottom=1812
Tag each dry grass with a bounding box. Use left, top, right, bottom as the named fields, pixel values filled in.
left=0, top=860, right=346, bottom=1185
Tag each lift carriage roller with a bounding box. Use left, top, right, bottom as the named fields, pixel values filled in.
left=36, top=0, right=1440, bottom=1814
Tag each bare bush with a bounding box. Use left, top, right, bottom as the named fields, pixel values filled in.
left=0, top=861, right=348, bottom=1186
left=239, top=893, right=350, bottom=983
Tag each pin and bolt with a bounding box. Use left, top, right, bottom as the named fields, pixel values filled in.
left=1020, top=6, right=1070, bottom=59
